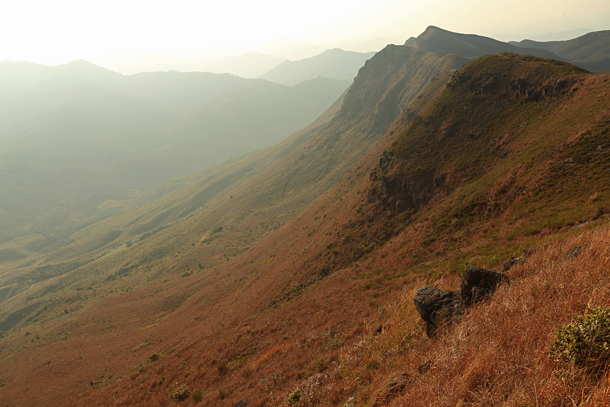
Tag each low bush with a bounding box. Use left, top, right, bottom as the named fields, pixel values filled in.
left=551, top=306, right=610, bottom=369
left=170, top=384, right=189, bottom=400
left=288, top=388, right=302, bottom=405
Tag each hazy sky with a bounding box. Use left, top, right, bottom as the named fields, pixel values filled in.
left=2, top=0, right=609, bottom=71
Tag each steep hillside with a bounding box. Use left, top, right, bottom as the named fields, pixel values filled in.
left=513, top=29, right=610, bottom=72
left=258, top=48, right=376, bottom=86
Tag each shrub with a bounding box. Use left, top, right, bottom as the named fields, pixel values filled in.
left=217, top=363, right=228, bottom=375
left=218, top=390, right=228, bottom=400
left=170, top=384, right=189, bottom=400
left=551, top=306, right=610, bottom=368
left=287, top=388, right=302, bottom=405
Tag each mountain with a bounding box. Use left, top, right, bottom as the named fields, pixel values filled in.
left=511, top=29, right=610, bottom=71
left=258, top=48, right=376, bottom=86
left=0, top=27, right=609, bottom=407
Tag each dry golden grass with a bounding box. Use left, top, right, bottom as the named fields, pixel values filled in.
left=273, top=223, right=610, bottom=407
left=379, top=223, right=610, bottom=406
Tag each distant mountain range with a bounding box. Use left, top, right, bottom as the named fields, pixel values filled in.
left=0, top=58, right=353, bottom=241
left=199, top=52, right=284, bottom=78
left=258, top=48, right=376, bottom=86
left=0, top=60, right=350, bottom=169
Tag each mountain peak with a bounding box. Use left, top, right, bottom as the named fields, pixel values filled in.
left=421, top=25, right=445, bottom=35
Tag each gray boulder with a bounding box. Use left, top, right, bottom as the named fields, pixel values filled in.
left=413, top=287, right=462, bottom=337
left=414, top=267, right=507, bottom=337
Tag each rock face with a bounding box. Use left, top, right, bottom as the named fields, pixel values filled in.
left=460, top=267, right=506, bottom=307
left=414, top=267, right=507, bottom=337
left=413, top=287, right=462, bottom=337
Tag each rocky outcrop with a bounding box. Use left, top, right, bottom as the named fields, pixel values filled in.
left=366, top=150, right=434, bottom=211
left=433, top=173, right=446, bottom=187
left=414, top=267, right=507, bottom=337
left=413, top=287, right=462, bottom=337
left=447, top=58, right=579, bottom=103
left=460, top=267, right=506, bottom=307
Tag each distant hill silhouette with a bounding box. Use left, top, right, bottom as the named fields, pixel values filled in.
left=511, top=30, right=610, bottom=72
left=199, top=52, right=284, bottom=78
left=0, top=61, right=350, bottom=168
left=258, top=48, right=375, bottom=86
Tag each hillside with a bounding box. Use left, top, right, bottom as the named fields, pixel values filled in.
left=258, top=48, right=376, bottom=86
left=0, top=28, right=609, bottom=407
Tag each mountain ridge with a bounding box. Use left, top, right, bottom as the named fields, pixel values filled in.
left=511, top=29, right=610, bottom=71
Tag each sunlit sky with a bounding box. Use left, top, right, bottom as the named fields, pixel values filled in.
left=2, top=0, right=609, bottom=73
